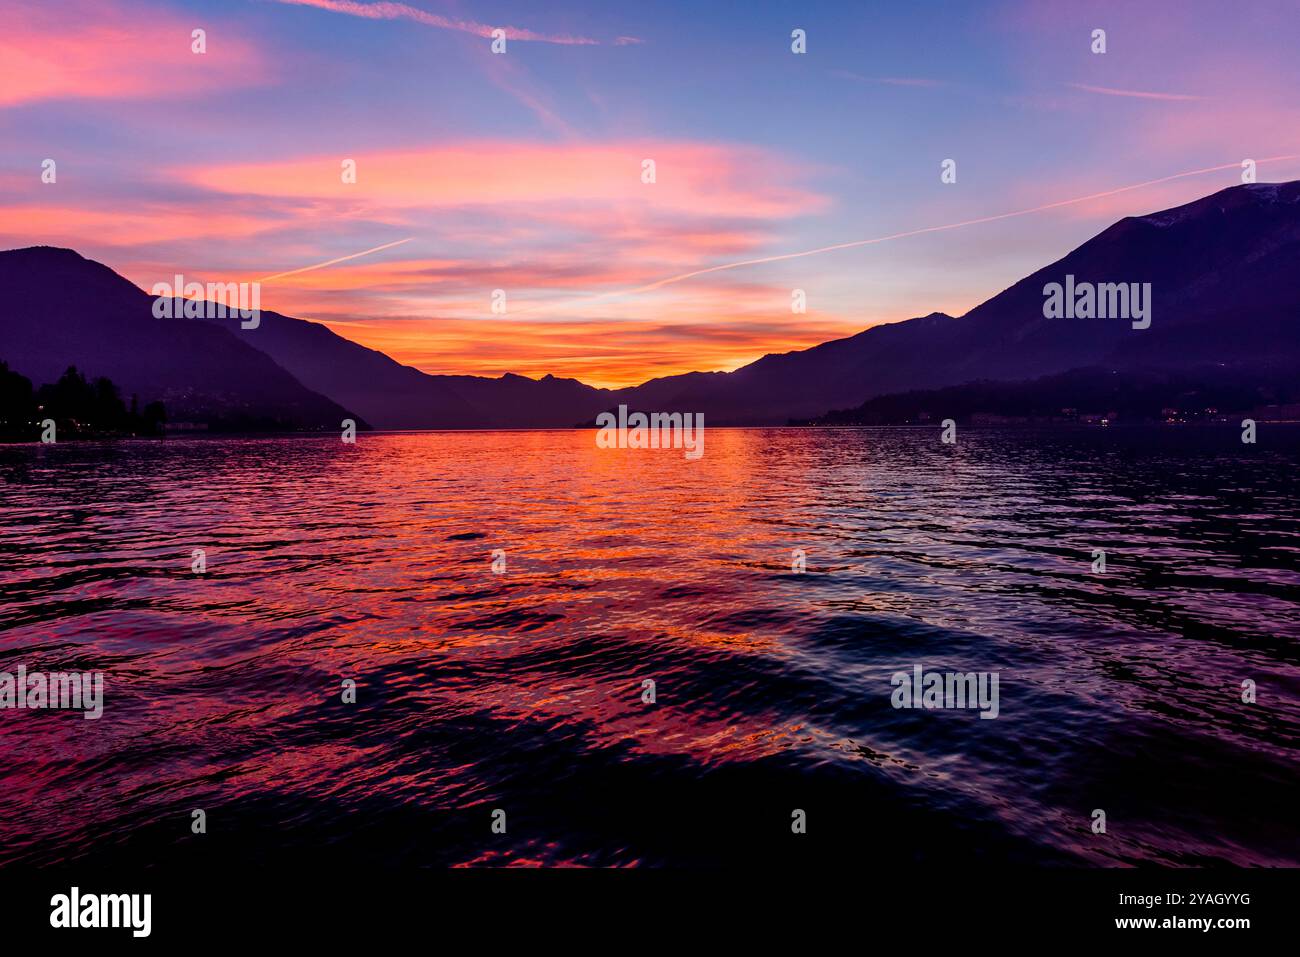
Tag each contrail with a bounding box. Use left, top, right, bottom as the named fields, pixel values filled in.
left=270, top=0, right=607, bottom=45
left=256, top=237, right=415, bottom=283
left=512, top=154, right=1300, bottom=316
left=1066, top=82, right=1208, bottom=102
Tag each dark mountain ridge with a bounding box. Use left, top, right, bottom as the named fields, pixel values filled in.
left=612, top=181, right=1300, bottom=423
left=4, top=180, right=1297, bottom=430
left=807, top=363, right=1300, bottom=427
left=0, top=247, right=359, bottom=431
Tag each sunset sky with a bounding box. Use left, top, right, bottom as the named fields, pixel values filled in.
left=3, top=0, right=1299, bottom=387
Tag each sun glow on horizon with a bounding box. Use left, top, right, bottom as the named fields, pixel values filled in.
left=3, top=0, right=1300, bottom=386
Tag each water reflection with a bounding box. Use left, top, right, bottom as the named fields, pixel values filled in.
left=1, top=427, right=1296, bottom=867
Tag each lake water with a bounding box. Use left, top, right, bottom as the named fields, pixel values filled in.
left=1, top=427, right=1297, bottom=868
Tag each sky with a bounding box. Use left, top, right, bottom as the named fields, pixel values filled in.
left=3, top=0, right=1300, bottom=388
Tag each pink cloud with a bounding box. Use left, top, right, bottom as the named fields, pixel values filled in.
left=1141, top=102, right=1300, bottom=163
left=0, top=0, right=270, bottom=106
left=0, top=204, right=283, bottom=246
left=4, top=139, right=824, bottom=335
left=271, top=0, right=629, bottom=45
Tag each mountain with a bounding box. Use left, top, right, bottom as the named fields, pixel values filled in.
left=0, top=246, right=622, bottom=431
left=193, top=305, right=487, bottom=430
left=4, top=181, right=1298, bottom=431
left=0, top=247, right=359, bottom=431
left=196, top=302, right=615, bottom=429
left=616, top=312, right=959, bottom=424
left=199, top=180, right=1300, bottom=429
left=614, top=181, right=1300, bottom=423
left=807, top=365, right=1300, bottom=427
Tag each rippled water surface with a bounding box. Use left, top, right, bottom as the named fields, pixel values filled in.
left=2, top=428, right=1297, bottom=868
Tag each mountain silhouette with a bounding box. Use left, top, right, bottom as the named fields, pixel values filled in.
left=0, top=247, right=359, bottom=431
left=3, top=181, right=1297, bottom=430
left=613, top=180, right=1300, bottom=423
left=196, top=304, right=617, bottom=428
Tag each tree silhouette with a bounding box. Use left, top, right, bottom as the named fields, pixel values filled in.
left=0, top=362, right=166, bottom=440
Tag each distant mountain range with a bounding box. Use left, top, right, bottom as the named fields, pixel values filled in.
left=807, top=365, right=1300, bottom=427
left=0, top=248, right=356, bottom=431
left=3, top=180, right=1298, bottom=430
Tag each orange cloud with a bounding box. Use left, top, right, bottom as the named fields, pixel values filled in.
left=0, top=0, right=270, bottom=106
left=314, top=308, right=863, bottom=388
left=256, top=257, right=659, bottom=296
left=224, top=257, right=862, bottom=387
left=3, top=132, right=833, bottom=388
left=183, top=143, right=825, bottom=219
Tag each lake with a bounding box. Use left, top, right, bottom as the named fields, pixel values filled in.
left=1, top=427, right=1297, bottom=867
